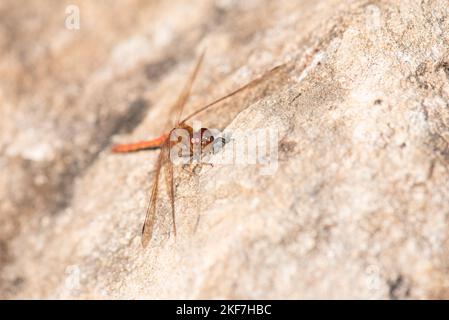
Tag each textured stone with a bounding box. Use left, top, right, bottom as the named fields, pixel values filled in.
left=1, top=0, right=449, bottom=299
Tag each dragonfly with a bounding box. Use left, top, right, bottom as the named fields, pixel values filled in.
left=112, top=52, right=289, bottom=247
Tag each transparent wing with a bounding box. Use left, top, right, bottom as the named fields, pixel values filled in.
left=167, top=51, right=205, bottom=128
left=180, top=63, right=291, bottom=126
left=163, top=144, right=176, bottom=237
left=140, top=52, right=205, bottom=247
left=141, top=146, right=165, bottom=247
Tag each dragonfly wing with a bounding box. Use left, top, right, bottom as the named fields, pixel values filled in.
left=141, top=146, right=165, bottom=247
left=163, top=143, right=176, bottom=237
left=141, top=52, right=204, bottom=247
left=167, top=51, right=205, bottom=128
left=180, top=62, right=291, bottom=125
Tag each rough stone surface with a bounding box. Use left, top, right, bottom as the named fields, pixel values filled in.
left=1, top=0, right=449, bottom=299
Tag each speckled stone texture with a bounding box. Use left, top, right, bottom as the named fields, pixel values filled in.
left=1, top=0, right=449, bottom=299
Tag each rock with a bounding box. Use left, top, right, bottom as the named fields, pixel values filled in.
left=1, top=0, right=449, bottom=299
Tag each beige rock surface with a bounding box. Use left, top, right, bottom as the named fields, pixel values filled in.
left=1, top=0, right=449, bottom=299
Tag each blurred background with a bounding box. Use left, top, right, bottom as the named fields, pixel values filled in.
left=0, top=0, right=322, bottom=298
left=3, top=0, right=447, bottom=300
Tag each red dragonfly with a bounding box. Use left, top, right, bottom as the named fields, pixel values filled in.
left=112, top=52, right=288, bottom=247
